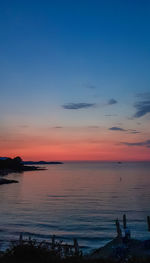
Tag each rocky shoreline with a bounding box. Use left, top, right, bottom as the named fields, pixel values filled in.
left=89, top=215, right=150, bottom=261
left=0, top=165, right=45, bottom=175
left=90, top=236, right=150, bottom=260
left=1, top=234, right=150, bottom=263
left=0, top=212, right=150, bottom=261
left=0, top=178, right=18, bottom=185
left=0, top=166, right=45, bottom=185
left=0, top=156, right=46, bottom=185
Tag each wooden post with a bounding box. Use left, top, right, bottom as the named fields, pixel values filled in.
left=115, top=219, right=122, bottom=238
left=123, top=214, right=127, bottom=229
left=19, top=233, right=23, bottom=245
left=147, top=216, right=150, bottom=231
left=73, top=238, right=79, bottom=255
left=52, top=235, right=55, bottom=249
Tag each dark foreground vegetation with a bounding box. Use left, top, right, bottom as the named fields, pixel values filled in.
left=0, top=239, right=150, bottom=263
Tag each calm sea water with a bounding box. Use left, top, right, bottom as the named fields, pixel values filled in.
left=0, top=162, right=150, bottom=252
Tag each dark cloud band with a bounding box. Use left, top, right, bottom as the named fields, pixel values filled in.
left=108, top=99, right=118, bottom=105
left=109, top=127, right=126, bottom=131
left=109, top=127, right=140, bottom=134
left=62, top=103, right=96, bottom=110
left=121, top=140, right=150, bottom=148
left=134, top=100, right=150, bottom=118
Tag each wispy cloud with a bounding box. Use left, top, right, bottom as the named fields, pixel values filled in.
left=121, top=140, right=150, bottom=148
left=133, top=92, right=150, bottom=118
left=86, top=84, right=96, bottom=90
left=128, top=129, right=140, bottom=134
left=134, top=100, right=150, bottom=118
left=108, top=99, right=118, bottom=105
left=53, top=126, right=63, bottom=129
left=62, top=98, right=118, bottom=110
left=109, top=127, right=140, bottom=134
left=109, top=127, right=126, bottom=131
left=62, top=103, right=96, bottom=110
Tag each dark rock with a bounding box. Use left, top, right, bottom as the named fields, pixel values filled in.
left=0, top=178, right=18, bottom=185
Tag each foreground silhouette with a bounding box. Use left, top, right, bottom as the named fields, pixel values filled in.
left=0, top=156, right=43, bottom=173
left=0, top=238, right=150, bottom=263
left=0, top=156, right=45, bottom=185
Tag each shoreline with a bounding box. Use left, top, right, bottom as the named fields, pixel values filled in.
left=0, top=165, right=45, bottom=175
left=0, top=165, right=45, bottom=185
left=1, top=235, right=150, bottom=262
left=0, top=157, right=64, bottom=185
left=91, top=236, right=150, bottom=259
left=0, top=178, right=18, bottom=185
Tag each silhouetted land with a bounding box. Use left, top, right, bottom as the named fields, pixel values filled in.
left=1, top=214, right=149, bottom=262
left=0, top=156, right=63, bottom=185
left=0, top=214, right=150, bottom=262
left=0, top=157, right=45, bottom=185
left=0, top=237, right=150, bottom=263
left=0, top=157, right=44, bottom=172
left=23, top=161, right=63, bottom=165
left=0, top=178, right=18, bottom=185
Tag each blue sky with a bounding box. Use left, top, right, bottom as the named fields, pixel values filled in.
left=0, top=0, right=150, bottom=160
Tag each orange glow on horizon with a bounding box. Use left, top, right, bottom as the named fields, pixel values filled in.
left=1, top=126, right=150, bottom=162
left=1, top=143, right=150, bottom=162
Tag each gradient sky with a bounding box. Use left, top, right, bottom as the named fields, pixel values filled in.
left=0, top=0, right=150, bottom=161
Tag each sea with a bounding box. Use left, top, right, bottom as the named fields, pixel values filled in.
left=0, top=162, right=150, bottom=252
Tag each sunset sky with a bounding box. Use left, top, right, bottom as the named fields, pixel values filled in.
left=0, top=0, right=150, bottom=161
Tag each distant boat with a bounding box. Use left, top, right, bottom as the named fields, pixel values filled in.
left=118, top=161, right=122, bottom=164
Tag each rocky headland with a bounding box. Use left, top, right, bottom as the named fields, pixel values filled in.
left=0, top=156, right=45, bottom=185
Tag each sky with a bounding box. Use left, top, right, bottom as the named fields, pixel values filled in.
left=0, top=0, right=150, bottom=161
